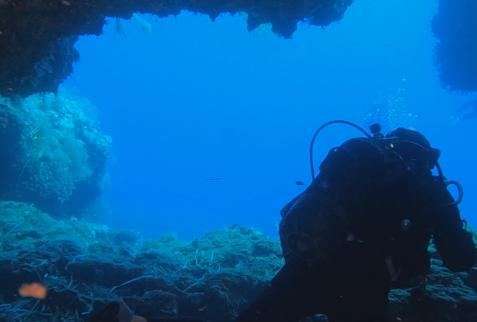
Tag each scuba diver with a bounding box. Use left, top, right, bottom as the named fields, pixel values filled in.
left=454, top=98, right=477, bottom=122
left=450, top=99, right=477, bottom=138
left=92, top=121, right=476, bottom=322
left=234, top=121, right=477, bottom=322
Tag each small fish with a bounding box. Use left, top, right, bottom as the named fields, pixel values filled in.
left=295, top=181, right=305, bottom=186
left=19, top=282, right=47, bottom=299
left=204, top=178, right=220, bottom=183
left=115, top=17, right=127, bottom=38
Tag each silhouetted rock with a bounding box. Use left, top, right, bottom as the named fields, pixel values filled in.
left=432, top=0, right=477, bottom=93
left=0, top=0, right=354, bottom=98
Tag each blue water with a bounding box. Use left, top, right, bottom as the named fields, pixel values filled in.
left=63, top=0, right=477, bottom=241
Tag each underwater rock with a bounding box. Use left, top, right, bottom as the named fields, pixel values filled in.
left=432, top=0, right=477, bottom=93
left=114, top=231, right=142, bottom=246
left=0, top=0, right=354, bottom=98
left=0, top=202, right=476, bottom=322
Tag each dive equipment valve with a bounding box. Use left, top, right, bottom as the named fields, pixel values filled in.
left=369, top=123, right=384, bottom=139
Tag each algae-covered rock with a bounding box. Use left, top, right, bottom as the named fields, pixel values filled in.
left=0, top=201, right=476, bottom=322
left=0, top=89, right=111, bottom=220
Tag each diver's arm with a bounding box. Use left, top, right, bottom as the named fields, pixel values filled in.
left=432, top=189, right=477, bottom=272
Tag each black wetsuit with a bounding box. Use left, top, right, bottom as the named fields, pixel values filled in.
left=235, top=137, right=477, bottom=322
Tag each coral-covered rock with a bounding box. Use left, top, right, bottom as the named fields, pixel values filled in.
left=0, top=90, right=111, bottom=219
left=0, top=203, right=476, bottom=322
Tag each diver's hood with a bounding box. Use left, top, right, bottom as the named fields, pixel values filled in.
left=385, top=127, right=441, bottom=169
